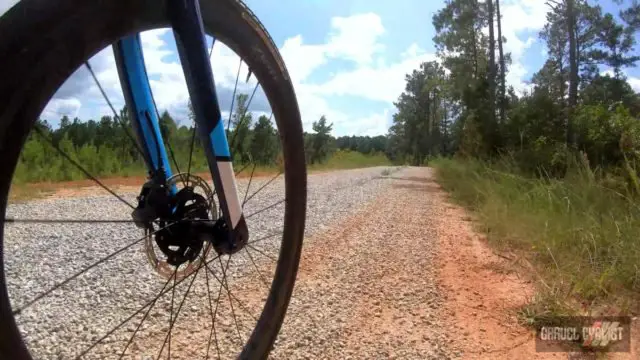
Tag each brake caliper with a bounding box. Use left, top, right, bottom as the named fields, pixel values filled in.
left=131, top=169, right=171, bottom=229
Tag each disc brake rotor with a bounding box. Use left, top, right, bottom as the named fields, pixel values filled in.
left=145, top=173, right=217, bottom=280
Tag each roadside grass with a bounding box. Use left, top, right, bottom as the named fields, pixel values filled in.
left=8, top=150, right=391, bottom=202
left=431, top=157, right=640, bottom=327
left=8, top=183, right=58, bottom=203
left=308, top=150, right=391, bottom=172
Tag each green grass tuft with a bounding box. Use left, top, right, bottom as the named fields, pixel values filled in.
left=309, top=150, right=391, bottom=171
left=431, top=157, right=640, bottom=319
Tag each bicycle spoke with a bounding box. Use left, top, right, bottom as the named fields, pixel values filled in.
left=74, top=255, right=218, bottom=359
left=149, top=92, right=185, bottom=189
left=13, top=220, right=178, bottom=315
left=203, top=161, right=254, bottom=219
left=241, top=163, right=257, bottom=207
left=246, top=243, right=278, bottom=263
left=244, top=247, right=269, bottom=288
left=208, top=35, right=216, bottom=58
left=242, top=171, right=283, bottom=207
left=118, top=270, right=177, bottom=359
left=226, top=59, right=243, bottom=133
left=89, top=59, right=187, bottom=188
left=169, top=144, right=187, bottom=187
left=33, top=127, right=135, bottom=210
left=167, top=270, right=177, bottom=359
left=5, top=218, right=137, bottom=224
left=245, top=198, right=285, bottom=220
left=186, top=122, right=197, bottom=185
left=218, top=256, right=243, bottom=345
left=204, top=258, right=223, bottom=360
left=203, top=261, right=258, bottom=323
left=229, top=82, right=259, bottom=150
left=247, top=231, right=282, bottom=246
left=84, top=61, right=147, bottom=162
left=156, top=262, right=205, bottom=360
left=234, top=162, right=252, bottom=177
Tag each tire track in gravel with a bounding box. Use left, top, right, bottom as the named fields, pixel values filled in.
left=269, top=167, right=460, bottom=359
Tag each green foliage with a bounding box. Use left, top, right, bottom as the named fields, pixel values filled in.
left=574, top=104, right=640, bottom=168
left=13, top=92, right=396, bottom=185
left=306, top=115, right=334, bottom=164
left=230, top=93, right=253, bottom=163
left=433, top=157, right=640, bottom=308
left=250, top=115, right=279, bottom=165
left=387, top=61, right=453, bottom=164
left=387, top=0, right=640, bottom=176
left=335, top=135, right=387, bottom=154
left=580, top=74, right=640, bottom=114
left=309, top=149, right=390, bottom=171
left=384, top=0, right=640, bottom=316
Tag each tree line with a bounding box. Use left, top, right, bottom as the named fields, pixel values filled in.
left=388, top=0, right=640, bottom=181
left=14, top=93, right=390, bottom=183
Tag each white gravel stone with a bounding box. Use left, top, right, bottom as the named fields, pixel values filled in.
left=4, top=166, right=400, bottom=359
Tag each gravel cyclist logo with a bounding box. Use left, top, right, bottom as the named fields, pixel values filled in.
left=582, top=320, right=623, bottom=347
left=536, top=316, right=631, bottom=352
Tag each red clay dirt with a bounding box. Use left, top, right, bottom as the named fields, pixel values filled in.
left=430, top=170, right=638, bottom=360
left=8, top=169, right=276, bottom=201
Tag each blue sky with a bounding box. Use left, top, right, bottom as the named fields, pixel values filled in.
left=1, top=0, right=639, bottom=136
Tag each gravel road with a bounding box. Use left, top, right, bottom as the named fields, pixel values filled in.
left=269, top=167, right=460, bottom=360
left=9, top=165, right=619, bottom=360
left=5, top=166, right=452, bottom=359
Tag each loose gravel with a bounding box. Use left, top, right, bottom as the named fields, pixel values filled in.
left=3, top=166, right=402, bottom=359
left=269, top=167, right=459, bottom=360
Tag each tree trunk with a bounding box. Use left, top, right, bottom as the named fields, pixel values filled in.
left=471, top=2, right=479, bottom=78
left=432, top=89, right=438, bottom=155
left=496, top=0, right=506, bottom=124
left=567, top=0, right=578, bottom=145
left=425, top=91, right=432, bottom=156
left=487, top=0, right=497, bottom=127
left=442, top=100, right=448, bottom=155
left=558, top=53, right=565, bottom=108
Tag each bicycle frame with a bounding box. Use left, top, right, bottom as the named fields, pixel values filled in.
left=113, top=0, right=248, bottom=243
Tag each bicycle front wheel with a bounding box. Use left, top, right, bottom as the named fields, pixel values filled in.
left=0, top=0, right=306, bottom=359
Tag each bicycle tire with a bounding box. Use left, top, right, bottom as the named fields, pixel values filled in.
left=0, top=0, right=307, bottom=359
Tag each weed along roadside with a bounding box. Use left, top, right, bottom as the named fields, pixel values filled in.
left=9, top=150, right=390, bottom=202
left=431, top=157, right=640, bottom=356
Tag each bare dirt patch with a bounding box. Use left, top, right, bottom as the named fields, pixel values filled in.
left=429, top=168, right=638, bottom=360
left=431, top=183, right=563, bottom=359
left=7, top=168, right=339, bottom=202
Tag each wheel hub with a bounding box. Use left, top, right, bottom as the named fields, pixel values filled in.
left=154, top=187, right=209, bottom=266
left=142, top=173, right=218, bottom=280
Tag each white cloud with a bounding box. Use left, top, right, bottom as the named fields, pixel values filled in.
left=600, top=68, right=640, bottom=93
left=41, top=98, right=82, bottom=120
left=280, top=14, right=433, bottom=135
left=47, top=28, right=266, bottom=126
left=340, top=108, right=393, bottom=136
left=0, top=0, right=18, bottom=16
left=309, top=48, right=437, bottom=103
left=324, top=13, right=385, bottom=66
left=40, top=12, right=430, bottom=136
left=506, top=61, right=530, bottom=94
left=601, top=68, right=616, bottom=77
left=280, top=35, right=328, bottom=85
left=629, top=77, right=640, bottom=93
left=499, top=0, right=549, bottom=92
